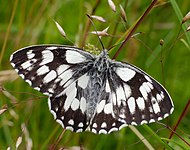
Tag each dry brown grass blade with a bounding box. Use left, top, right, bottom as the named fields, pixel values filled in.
left=90, top=15, right=106, bottom=23
left=0, top=70, right=18, bottom=83
left=182, top=11, right=190, bottom=24
left=54, top=20, right=66, bottom=37
left=108, top=0, right=116, bottom=12
left=112, top=0, right=158, bottom=59
left=80, top=0, right=101, bottom=47
left=119, top=4, right=127, bottom=22
left=0, top=0, right=18, bottom=64
left=169, top=99, right=190, bottom=140
left=129, top=126, right=155, bottom=150
left=0, top=107, right=7, bottom=115
left=16, top=136, right=23, bottom=149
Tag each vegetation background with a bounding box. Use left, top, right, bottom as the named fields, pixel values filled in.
left=0, top=0, right=190, bottom=149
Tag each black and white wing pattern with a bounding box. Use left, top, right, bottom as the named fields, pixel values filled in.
left=88, top=60, right=174, bottom=134
left=10, top=45, right=174, bottom=134
left=10, top=45, right=95, bottom=132
left=10, top=45, right=95, bottom=96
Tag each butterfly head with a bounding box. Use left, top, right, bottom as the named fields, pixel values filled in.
left=98, top=49, right=109, bottom=59
left=93, top=49, right=109, bottom=72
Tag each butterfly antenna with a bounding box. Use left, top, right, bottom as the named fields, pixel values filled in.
left=86, top=14, right=105, bottom=50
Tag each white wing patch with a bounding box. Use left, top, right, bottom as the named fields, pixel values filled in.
left=136, top=97, right=145, bottom=111
left=142, top=82, right=151, bottom=93
left=97, top=100, right=106, bottom=113
left=59, top=69, right=73, bottom=87
left=156, top=94, right=162, bottom=102
left=116, top=67, right=136, bottom=82
left=139, top=85, right=148, bottom=100
left=71, top=98, right=80, bottom=111
left=56, top=64, right=70, bottom=75
left=106, top=79, right=111, bottom=92
left=66, top=50, right=86, bottom=64
left=151, top=97, right=161, bottom=114
left=40, top=50, right=54, bottom=65
left=112, top=92, right=117, bottom=105
left=37, top=65, right=50, bottom=75
left=116, top=86, right=126, bottom=106
left=27, top=50, right=35, bottom=59
left=123, top=84, right=131, bottom=98
left=80, top=97, right=86, bottom=113
left=104, top=103, right=112, bottom=114
left=127, top=97, right=136, bottom=114
left=43, top=70, right=57, bottom=83
left=78, top=73, right=90, bottom=89
left=21, top=60, right=32, bottom=70
left=63, top=82, right=77, bottom=111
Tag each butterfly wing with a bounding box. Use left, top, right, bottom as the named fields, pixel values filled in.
left=10, top=45, right=96, bottom=132
left=110, top=61, right=174, bottom=125
left=10, top=46, right=174, bottom=134
left=88, top=83, right=126, bottom=134
left=10, top=45, right=95, bottom=96
left=48, top=78, right=89, bottom=133
left=89, top=60, right=174, bottom=134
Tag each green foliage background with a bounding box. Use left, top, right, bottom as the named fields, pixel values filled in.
left=0, top=0, right=190, bottom=149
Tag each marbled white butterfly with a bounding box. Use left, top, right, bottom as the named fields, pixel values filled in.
left=10, top=45, right=174, bottom=134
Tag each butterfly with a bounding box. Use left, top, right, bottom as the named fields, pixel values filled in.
left=10, top=45, right=174, bottom=134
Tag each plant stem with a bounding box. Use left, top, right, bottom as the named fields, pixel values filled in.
left=112, top=0, right=158, bottom=59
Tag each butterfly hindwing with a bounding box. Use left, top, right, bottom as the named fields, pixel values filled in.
left=48, top=73, right=93, bottom=133
left=88, top=82, right=126, bottom=134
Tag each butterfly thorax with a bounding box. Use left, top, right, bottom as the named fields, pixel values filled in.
left=93, top=50, right=109, bottom=72
left=86, top=50, right=110, bottom=120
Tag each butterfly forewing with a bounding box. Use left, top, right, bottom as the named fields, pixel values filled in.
left=10, top=45, right=174, bottom=134
left=10, top=45, right=95, bottom=96
left=110, top=62, right=174, bottom=125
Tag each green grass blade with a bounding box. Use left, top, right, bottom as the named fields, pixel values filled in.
left=170, top=0, right=190, bottom=44
left=161, top=138, right=188, bottom=150
left=143, top=125, right=173, bottom=150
